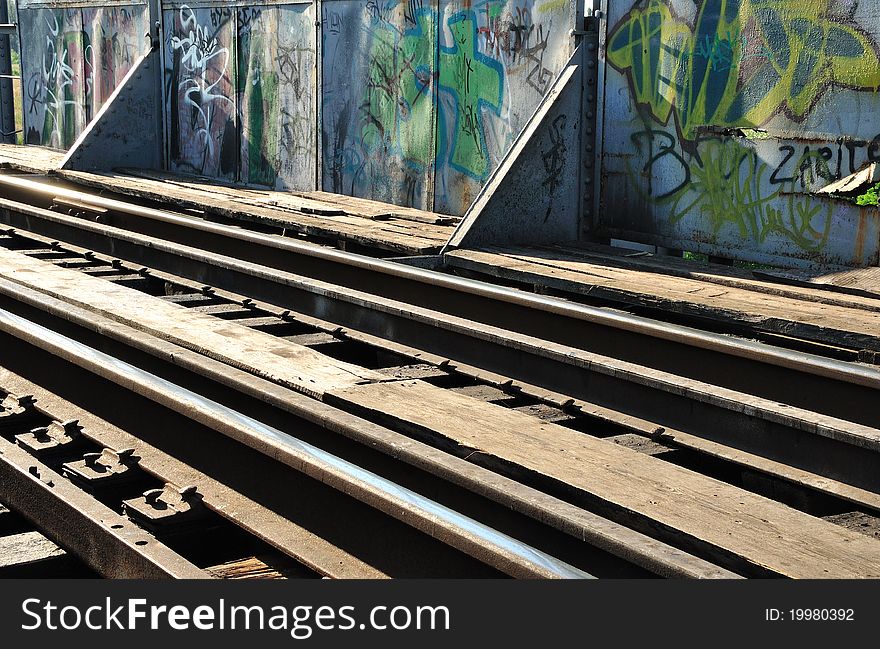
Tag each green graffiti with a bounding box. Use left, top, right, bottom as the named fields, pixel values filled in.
left=634, top=136, right=832, bottom=250
left=361, top=9, right=504, bottom=179
left=438, top=12, right=504, bottom=179
left=362, top=10, right=436, bottom=170
left=608, top=0, right=880, bottom=142
left=688, top=140, right=831, bottom=250
left=239, top=26, right=280, bottom=186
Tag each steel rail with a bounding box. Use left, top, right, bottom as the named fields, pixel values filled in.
left=0, top=272, right=736, bottom=578
left=0, top=435, right=210, bottom=578
left=1, top=174, right=878, bottom=388
left=0, top=305, right=593, bottom=580
left=0, top=199, right=877, bottom=494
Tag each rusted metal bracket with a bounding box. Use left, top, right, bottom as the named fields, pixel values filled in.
left=15, top=419, right=82, bottom=457
left=0, top=393, right=41, bottom=433
left=0, top=435, right=208, bottom=578
left=124, top=483, right=209, bottom=533
left=63, top=447, right=139, bottom=488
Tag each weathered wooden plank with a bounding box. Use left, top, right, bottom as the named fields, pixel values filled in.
left=445, top=247, right=880, bottom=351
left=112, top=170, right=449, bottom=236
left=307, top=191, right=461, bottom=225
left=206, top=556, right=289, bottom=580
left=56, top=169, right=452, bottom=254
left=822, top=512, right=880, bottom=540
left=570, top=395, right=880, bottom=512
left=0, top=251, right=383, bottom=399
left=0, top=531, right=66, bottom=569
left=757, top=266, right=880, bottom=301
left=118, top=169, right=459, bottom=229
left=0, top=144, right=65, bottom=174
left=326, top=379, right=880, bottom=578
left=546, top=243, right=880, bottom=312
left=126, top=168, right=348, bottom=216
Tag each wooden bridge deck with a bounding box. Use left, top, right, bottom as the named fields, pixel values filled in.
left=3, top=248, right=880, bottom=578
left=0, top=144, right=65, bottom=175
left=444, top=243, right=880, bottom=354
left=0, top=144, right=458, bottom=256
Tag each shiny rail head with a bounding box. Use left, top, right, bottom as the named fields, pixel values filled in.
left=0, top=305, right=594, bottom=580
left=1, top=173, right=876, bottom=391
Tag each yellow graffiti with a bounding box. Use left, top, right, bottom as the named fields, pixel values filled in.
left=608, top=0, right=880, bottom=141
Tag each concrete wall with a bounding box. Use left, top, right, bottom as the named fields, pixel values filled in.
left=18, top=1, right=148, bottom=149
left=598, top=0, right=880, bottom=267
left=162, top=0, right=577, bottom=213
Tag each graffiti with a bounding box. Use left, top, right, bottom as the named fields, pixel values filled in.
left=168, top=5, right=235, bottom=175
left=541, top=113, right=567, bottom=194
left=280, top=104, right=312, bottom=159
left=682, top=26, right=775, bottom=72
left=404, top=0, right=425, bottom=27
left=321, top=0, right=569, bottom=213
left=22, top=6, right=142, bottom=149
left=627, top=126, right=833, bottom=250
left=236, top=7, right=263, bottom=35
left=20, top=5, right=146, bottom=149
left=83, top=7, right=140, bottom=116
left=541, top=113, right=567, bottom=222
left=600, top=0, right=880, bottom=264
left=209, top=7, right=233, bottom=29
left=607, top=0, right=880, bottom=144
left=276, top=45, right=306, bottom=90
left=319, top=0, right=570, bottom=213
left=524, top=23, right=552, bottom=95
left=23, top=12, right=83, bottom=148
left=475, top=4, right=553, bottom=95
left=361, top=8, right=436, bottom=172
left=237, top=7, right=278, bottom=186
left=164, top=3, right=316, bottom=188
left=438, top=11, right=504, bottom=179
left=359, top=8, right=505, bottom=180
left=326, top=10, right=343, bottom=35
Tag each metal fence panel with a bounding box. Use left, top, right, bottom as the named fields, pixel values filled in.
left=21, top=7, right=87, bottom=148
left=164, top=4, right=237, bottom=178
left=321, top=0, right=438, bottom=210
left=434, top=0, right=575, bottom=214
left=237, top=3, right=316, bottom=189
left=19, top=2, right=147, bottom=149
left=82, top=6, right=147, bottom=118
left=598, top=0, right=880, bottom=267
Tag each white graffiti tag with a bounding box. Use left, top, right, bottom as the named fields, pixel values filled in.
left=33, top=14, right=81, bottom=146
left=170, top=5, right=233, bottom=161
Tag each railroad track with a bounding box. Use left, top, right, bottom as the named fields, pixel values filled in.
left=0, top=500, right=95, bottom=577
left=0, top=173, right=877, bottom=578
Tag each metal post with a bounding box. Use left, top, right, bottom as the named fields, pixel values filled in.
left=0, top=1, right=15, bottom=144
